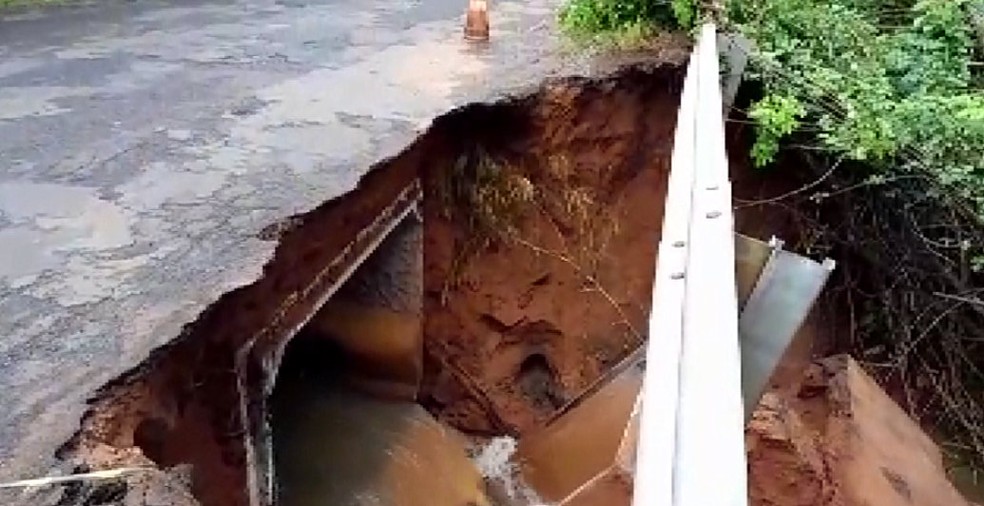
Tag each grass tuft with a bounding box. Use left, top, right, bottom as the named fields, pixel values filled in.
left=558, top=0, right=696, bottom=47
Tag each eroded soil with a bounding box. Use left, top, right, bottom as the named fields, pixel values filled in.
left=747, top=355, right=972, bottom=506
left=54, top=64, right=684, bottom=506
left=419, top=66, right=682, bottom=435
left=44, top=53, right=972, bottom=506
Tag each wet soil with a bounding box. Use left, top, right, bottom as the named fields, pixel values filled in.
left=419, top=66, right=683, bottom=435
left=48, top=56, right=957, bottom=506
left=54, top=63, right=684, bottom=506
left=746, top=355, right=973, bottom=506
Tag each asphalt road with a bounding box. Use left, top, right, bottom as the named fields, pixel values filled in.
left=0, top=0, right=583, bottom=497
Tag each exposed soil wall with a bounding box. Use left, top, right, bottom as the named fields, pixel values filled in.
left=419, top=65, right=684, bottom=435
left=52, top=59, right=951, bottom=506
left=747, top=355, right=972, bottom=506
left=57, top=138, right=421, bottom=506
left=54, top=63, right=685, bottom=506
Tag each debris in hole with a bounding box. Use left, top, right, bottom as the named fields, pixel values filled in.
left=421, top=65, right=682, bottom=435
left=58, top=64, right=686, bottom=506
left=517, top=354, right=563, bottom=411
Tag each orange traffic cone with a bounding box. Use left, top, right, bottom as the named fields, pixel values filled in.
left=464, top=0, right=489, bottom=41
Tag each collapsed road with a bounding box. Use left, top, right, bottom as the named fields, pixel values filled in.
left=4, top=2, right=977, bottom=506
left=0, top=0, right=694, bottom=504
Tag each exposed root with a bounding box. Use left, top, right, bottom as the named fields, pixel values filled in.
left=52, top=63, right=685, bottom=506
left=422, top=64, right=682, bottom=433
left=510, top=235, right=641, bottom=342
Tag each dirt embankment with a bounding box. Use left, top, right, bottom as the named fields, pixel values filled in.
left=49, top=53, right=977, bottom=506
left=419, top=66, right=683, bottom=435
left=723, top=97, right=976, bottom=505
left=748, top=355, right=972, bottom=506
left=51, top=64, right=684, bottom=506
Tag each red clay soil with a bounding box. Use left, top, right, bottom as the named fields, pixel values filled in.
left=420, top=65, right=684, bottom=435
left=724, top=101, right=974, bottom=506
left=59, top=127, right=422, bottom=506
left=747, top=355, right=971, bottom=506
left=61, top=60, right=959, bottom=506
left=56, top=64, right=685, bottom=506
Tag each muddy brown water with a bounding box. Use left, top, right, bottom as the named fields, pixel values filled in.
left=271, top=329, right=643, bottom=506
left=518, top=361, right=641, bottom=504
left=267, top=215, right=508, bottom=506
left=271, top=335, right=493, bottom=506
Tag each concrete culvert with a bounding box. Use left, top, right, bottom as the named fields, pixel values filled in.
left=55, top=63, right=684, bottom=506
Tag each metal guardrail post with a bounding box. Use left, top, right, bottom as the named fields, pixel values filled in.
left=632, top=23, right=748, bottom=506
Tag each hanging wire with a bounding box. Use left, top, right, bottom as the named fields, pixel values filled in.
left=0, top=467, right=152, bottom=490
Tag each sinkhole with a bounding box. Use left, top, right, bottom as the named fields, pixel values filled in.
left=55, top=63, right=691, bottom=506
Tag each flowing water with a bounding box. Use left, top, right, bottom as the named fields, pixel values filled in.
left=517, top=363, right=642, bottom=504
left=271, top=332, right=641, bottom=506
left=272, top=364, right=492, bottom=506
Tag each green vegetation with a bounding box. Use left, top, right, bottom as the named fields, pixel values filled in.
left=731, top=0, right=984, bottom=205
left=728, top=0, right=984, bottom=480
left=558, top=0, right=984, bottom=478
left=436, top=148, right=535, bottom=301
left=437, top=149, right=629, bottom=340
left=558, top=0, right=698, bottom=45
left=558, top=0, right=982, bottom=212
left=0, top=0, right=71, bottom=9
left=438, top=150, right=619, bottom=285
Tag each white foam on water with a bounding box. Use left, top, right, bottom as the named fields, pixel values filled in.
left=472, top=436, right=517, bottom=480
left=471, top=436, right=549, bottom=506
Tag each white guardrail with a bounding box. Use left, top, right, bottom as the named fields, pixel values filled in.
left=632, top=23, right=749, bottom=506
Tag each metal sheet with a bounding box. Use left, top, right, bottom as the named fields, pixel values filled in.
left=718, top=33, right=752, bottom=110
left=735, top=234, right=781, bottom=307
left=739, top=247, right=835, bottom=419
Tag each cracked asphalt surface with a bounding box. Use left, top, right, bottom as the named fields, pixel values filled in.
left=0, top=0, right=588, bottom=498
